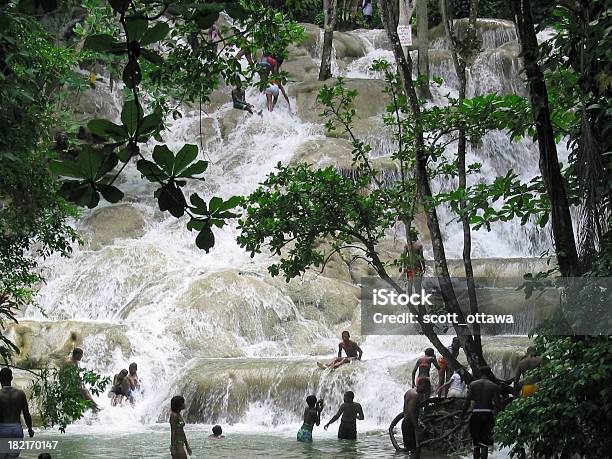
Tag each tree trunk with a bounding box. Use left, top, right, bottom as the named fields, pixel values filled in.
left=378, top=0, right=486, bottom=375
left=416, top=0, right=431, bottom=98
left=510, top=0, right=580, bottom=277
left=319, top=0, right=338, bottom=81
left=440, top=0, right=483, bottom=356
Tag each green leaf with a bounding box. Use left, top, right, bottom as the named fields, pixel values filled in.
left=125, top=17, right=148, bottom=41
left=140, top=22, right=170, bottom=46
left=76, top=149, right=103, bottom=180
left=138, top=112, right=162, bottom=135
left=225, top=2, right=249, bottom=19
left=178, top=160, right=208, bottom=178
left=121, top=99, right=142, bottom=135
left=157, top=183, right=186, bottom=217
left=87, top=119, right=127, bottom=140
left=137, top=159, right=166, bottom=182
left=117, top=143, right=139, bottom=163
left=141, top=49, right=163, bottom=65
left=194, top=12, right=219, bottom=29
left=108, top=0, right=129, bottom=14
left=187, top=219, right=206, bottom=231
left=195, top=226, right=215, bottom=252
left=97, top=152, right=119, bottom=178
left=98, top=185, right=124, bottom=203
left=122, top=60, right=142, bottom=89
left=189, top=193, right=207, bottom=214
left=174, top=144, right=198, bottom=174
left=152, top=145, right=174, bottom=175
left=84, top=34, right=117, bottom=53
left=49, top=160, right=85, bottom=179
left=209, top=196, right=223, bottom=212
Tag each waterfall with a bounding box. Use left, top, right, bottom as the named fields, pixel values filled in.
left=15, top=21, right=544, bottom=438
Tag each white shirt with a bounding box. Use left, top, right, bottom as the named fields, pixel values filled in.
left=449, top=372, right=466, bottom=392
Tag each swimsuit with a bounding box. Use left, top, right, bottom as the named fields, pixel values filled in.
left=0, top=424, right=23, bottom=459
left=406, top=266, right=423, bottom=280
left=337, top=421, right=357, bottom=440
left=296, top=425, right=313, bottom=442
left=469, top=411, right=495, bottom=447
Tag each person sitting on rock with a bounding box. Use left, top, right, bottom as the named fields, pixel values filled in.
left=318, top=331, right=363, bottom=369
left=232, top=82, right=261, bottom=116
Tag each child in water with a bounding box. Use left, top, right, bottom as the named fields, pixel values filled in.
left=297, top=395, right=323, bottom=442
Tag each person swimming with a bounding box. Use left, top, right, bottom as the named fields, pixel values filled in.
left=318, top=331, right=363, bottom=369
left=170, top=395, right=191, bottom=458
left=208, top=424, right=225, bottom=439
left=297, top=395, right=323, bottom=442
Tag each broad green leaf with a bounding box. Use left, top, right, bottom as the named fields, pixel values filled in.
left=195, top=226, right=215, bottom=252
left=122, top=60, right=142, bottom=89
left=49, top=160, right=85, bottom=179
left=99, top=185, right=124, bottom=203
left=141, top=49, right=163, bottom=65
left=187, top=219, right=206, bottom=231
left=190, top=193, right=207, bottom=212
left=97, top=152, right=119, bottom=178
left=121, top=99, right=142, bottom=135
left=84, top=34, right=117, bottom=53
left=174, top=144, right=198, bottom=174
left=178, top=160, right=208, bottom=177
left=87, top=119, right=127, bottom=140
left=76, top=149, right=103, bottom=180
left=157, top=183, right=186, bottom=217
left=117, top=143, right=139, bottom=163
left=108, top=0, right=129, bottom=14
left=209, top=196, right=223, bottom=213
left=195, top=12, right=219, bottom=29
left=137, top=159, right=167, bottom=181
left=138, top=112, right=162, bottom=135
left=125, top=18, right=148, bottom=41
left=141, top=22, right=170, bottom=46
left=152, top=145, right=174, bottom=175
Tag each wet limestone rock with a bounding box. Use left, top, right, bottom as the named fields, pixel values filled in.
left=5, top=320, right=131, bottom=369
left=83, top=203, right=146, bottom=249
left=292, top=78, right=390, bottom=124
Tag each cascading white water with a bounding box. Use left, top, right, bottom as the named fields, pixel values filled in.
left=18, top=22, right=539, bottom=458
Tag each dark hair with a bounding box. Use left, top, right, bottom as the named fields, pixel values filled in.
left=344, top=391, right=354, bottom=402
left=38, top=454, right=52, bottom=459
left=170, top=395, right=185, bottom=412
left=0, top=367, right=12, bottom=384
left=212, top=425, right=222, bottom=435
left=306, top=395, right=317, bottom=407
left=341, top=330, right=350, bottom=338
left=526, top=346, right=537, bottom=356
left=72, top=348, right=83, bottom=357
left=129, top=363, right=137, bottom=372
left=478, top=366, right=492, bottom=379
left=118, top=369, right=128, bottom=378
left=425, top=348, right=435, bottom=357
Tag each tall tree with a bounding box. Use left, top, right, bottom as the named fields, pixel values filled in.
left=416, top=0, right=431, bottom=97
left=319, top=0, right=338, bottom=80
left=510, top=0, right=579, bottom=277
left=439, top=0, right=482, bottom=351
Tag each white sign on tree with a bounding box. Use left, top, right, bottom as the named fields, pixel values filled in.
left=397, top=25, right=412, bottom=46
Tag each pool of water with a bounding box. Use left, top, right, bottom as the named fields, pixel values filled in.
left=19, top=425, right=511, bottom=458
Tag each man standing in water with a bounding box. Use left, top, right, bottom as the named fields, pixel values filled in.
left=462, top=366, right=501, bottom=459
left=389, top=378, right=431, bottom=457
left=64, top=348, right=100, bottom=412
left=127, top=363, right=140, bottom=393
left=317, top=331, right=363, bottom=369
left=324, top=391, right=364, bottom=440
left=514, top=346, right=542, bottom=398
left=0, top=367, right=34, bottom=455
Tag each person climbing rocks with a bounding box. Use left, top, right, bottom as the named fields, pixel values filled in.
left=412, top=348, right=439, bottom=394
left=232, top=83, right=261, bottom=115
left=317, top=331, right=363, bottom=369
left=0, top=367, right=35, bottom=453
left=438, top=337, right=462, bottom=396
left=208, top=425, right=225, bottom=439
left=388, top=377, right=432, bottom=456
left=170, top=395, right=191, bottom=458
left=296, top=395, right=323, bottom=442
left=264, top=79, right=290, bottom=113
left=64, top=348, right=100, bottom=412
left=514, top=346, right=542, bottom=398
left=403, top=229, right=425, bottom=281
left=110, top=369, right=133, bottom=406
left=437, top=369, right=468, bottom=398
left=324, top=391, right=364, bottom=440
left=461, top=366, right=501, bottom=459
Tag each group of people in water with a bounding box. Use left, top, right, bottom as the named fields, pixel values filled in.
left=0, top=334, right=541, bottom=459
